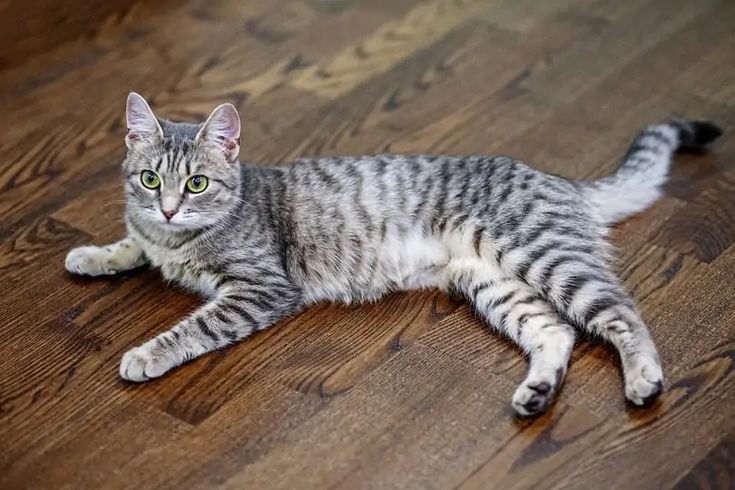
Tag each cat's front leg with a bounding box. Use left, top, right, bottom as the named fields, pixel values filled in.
left=65, top=237, right=147, bottom=276
left=119, top=280, right=302, bottom=382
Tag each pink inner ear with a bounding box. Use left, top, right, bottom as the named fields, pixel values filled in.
left=203, top=104, right=240, bottom=143
left=126, top=93, right=161, bottom=140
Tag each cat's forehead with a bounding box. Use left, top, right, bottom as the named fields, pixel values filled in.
left=160, top=120, right=202, bottom=151
left=125, top=118, right=229, bottom=175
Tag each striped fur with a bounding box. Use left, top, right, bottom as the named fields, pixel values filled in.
left=65, top=93, right=722, bottom=415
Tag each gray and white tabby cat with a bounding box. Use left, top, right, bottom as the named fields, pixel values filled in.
left=65, top=93, right=722, bottom=416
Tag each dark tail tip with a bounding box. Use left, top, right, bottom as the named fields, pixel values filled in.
left=690, top=121, right=723, bottom=145
left=675, top=120, right=723, bottom=153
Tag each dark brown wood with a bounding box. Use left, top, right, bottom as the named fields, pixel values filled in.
left=675, top=429, right=735, bottom=490
left=1, top=0, right=733, bottom=488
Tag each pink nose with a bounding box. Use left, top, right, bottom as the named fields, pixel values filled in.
left=162, top=209, right=177, bottom=221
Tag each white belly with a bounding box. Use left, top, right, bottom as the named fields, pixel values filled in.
left=300, top=230, right=450, bottom=304
left=377, top=231, right=449, bottom=291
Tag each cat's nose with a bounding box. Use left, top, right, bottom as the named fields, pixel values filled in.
left=162, top=209, right=177, bottom=221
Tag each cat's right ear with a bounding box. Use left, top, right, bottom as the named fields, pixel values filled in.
left=125, top=92, right=163, bottom=148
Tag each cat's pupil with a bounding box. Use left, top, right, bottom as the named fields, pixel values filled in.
left=192, top=177, right=201, bottom=186
left=147, top=174, right=155, bottom=183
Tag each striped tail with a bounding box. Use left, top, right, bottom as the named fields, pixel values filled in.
left=579, top=120, right=722, bottom=225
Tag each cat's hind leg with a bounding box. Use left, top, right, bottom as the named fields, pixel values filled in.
left=65, top=237, right=147, bottom=276
left=444, top=258, right=575, bottom=416
left=513, top=247, right=664, bottom=406
left=552, top=269, right=662, bottom=406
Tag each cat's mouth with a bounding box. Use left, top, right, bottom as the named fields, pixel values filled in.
left=148, top=214, right=192, bottom=230
left=160, top=219, right=192, bottom=229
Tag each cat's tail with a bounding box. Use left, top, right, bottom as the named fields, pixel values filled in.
left=579, top=120, right=722, bottom=225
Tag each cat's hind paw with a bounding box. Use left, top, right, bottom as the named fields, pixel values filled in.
left=512, top=370, right=563, bottom=417
left=625, top=358, right=664, bottom=406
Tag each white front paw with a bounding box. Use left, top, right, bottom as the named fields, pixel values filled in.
left=65, top=246, right=115, bottom=276
left=119, top=341, right=178, bottom=382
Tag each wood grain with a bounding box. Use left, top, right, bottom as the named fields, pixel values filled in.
left=1, top=0, right=734, bottom=488
left=675, top=429, right=735, bottom=490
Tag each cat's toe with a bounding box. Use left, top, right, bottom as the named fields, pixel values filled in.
left=65, top=246, right=108, bottom=276
left=512, top=379, right=555, bottom=416
left=625, top=360, right=664, bottom=406
left=65, top=247, right=91, bottom=275
left=120, top=348, right=151, bottom=382
left=119, top=343, right=175, bottom=382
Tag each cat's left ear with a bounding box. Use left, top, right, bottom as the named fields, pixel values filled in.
left=196, top=103, right=241, bottom=162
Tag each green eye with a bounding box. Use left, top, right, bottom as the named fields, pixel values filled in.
left=186, top=175, right=208, bottom=193
left=141, top=170, right=160, bottom=189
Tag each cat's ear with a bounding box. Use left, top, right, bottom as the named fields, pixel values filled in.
left=125, top=92, right=163, bottom=148
left=195, top=103, right=241, bottom=162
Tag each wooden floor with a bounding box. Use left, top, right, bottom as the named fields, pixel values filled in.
left=1, top=1, right=734, bottom=488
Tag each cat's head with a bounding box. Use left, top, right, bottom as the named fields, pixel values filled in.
left=123, top=92, right=241, bottom=231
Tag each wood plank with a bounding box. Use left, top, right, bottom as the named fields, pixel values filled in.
left=549, top=337, right=735, bottom=489
left=0, top=0, right=139, bottom=69
left=217, top=344, right=518, bottom=489
left=0, top=399, right=191, bottom=490
left=674, top=429, right=735, bottom=490
left=289, top=0, right=493, bottom=99
left=393, top=0, right=723, bottom=157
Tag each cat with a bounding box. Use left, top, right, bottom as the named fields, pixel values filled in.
left=65, top=92, right=722, bottom=416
